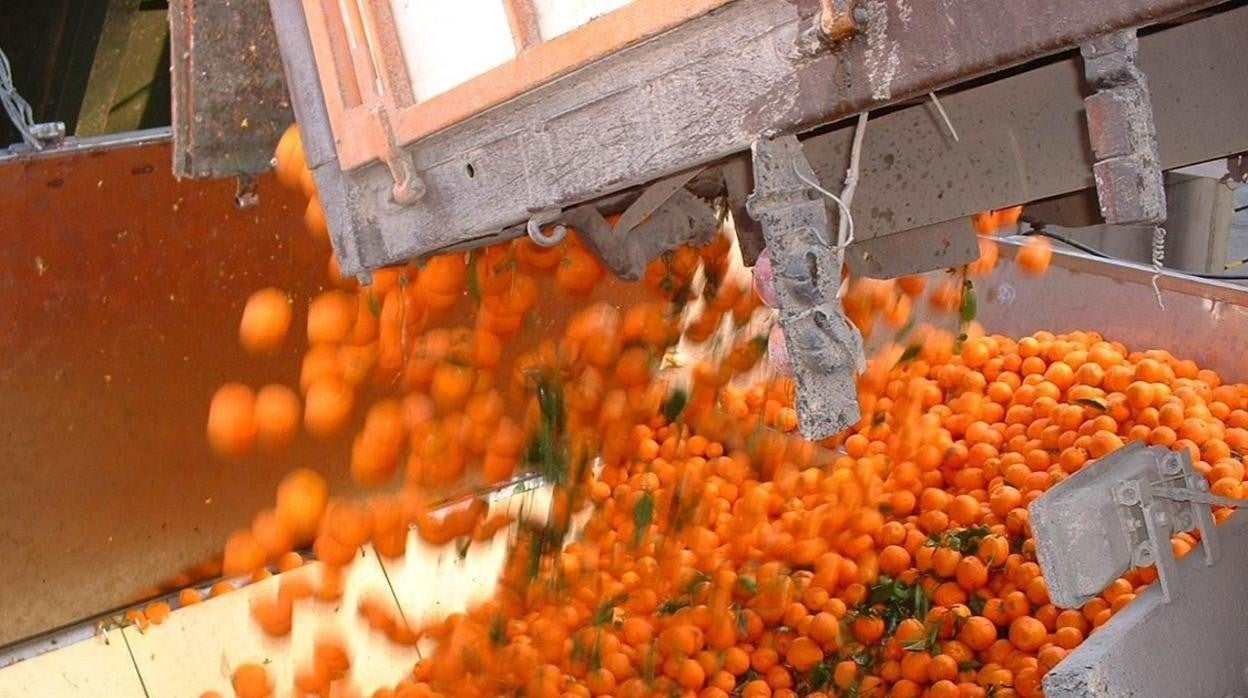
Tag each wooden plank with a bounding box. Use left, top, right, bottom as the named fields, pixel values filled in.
left=342, top=0, right=734, bottom=168
left=503, top=0, right=543, bottom=52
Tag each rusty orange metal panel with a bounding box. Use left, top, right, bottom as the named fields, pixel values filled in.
left=0, top=134, right=352, bottom=646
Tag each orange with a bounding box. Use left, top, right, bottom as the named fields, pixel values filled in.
left=254, top=384, right=301, bottom=452
left=206, top=383, right=257, bottom=458
left=239, top=288, right=292, bottom=355
left=232, top=663, right=272, bottom=698
left=303, top=376, right=355, bottom=439
left=307, top=290, right=357, bottom=344
left=1008, top=616, right=1047, bottom=652
left=222, top=529, right=266, bottom=575
left=1016, top=237, right=1052, bottom=276
left=275, top=468, right=329, bottom=540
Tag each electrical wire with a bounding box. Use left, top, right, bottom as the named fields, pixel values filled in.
left=1020, top=228, right=1248, bottom=281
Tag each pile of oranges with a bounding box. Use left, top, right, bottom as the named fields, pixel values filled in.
left=188, top=126, right=1246, bottom=698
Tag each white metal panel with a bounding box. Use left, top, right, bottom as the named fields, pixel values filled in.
left=0, top=634, right=146, bottom=698
left=390, top=0, right=517, bottom=101
left=125, top=547, right=414, bottom=698
left=534, top=0, right=633, bottom=40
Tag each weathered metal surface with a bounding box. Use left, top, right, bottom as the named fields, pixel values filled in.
left=276, top=0, right=1229, bottom=275
left=0, top=132, right=343, bottom=647
left=1042, top=507, right=1248, bottom=697
left=818, top=0, right=860, bottom=42
left=170, top=0, right=293, bottom=178
left=800, top=5, right=1248, bottom=255
left=1030, top=443, right=1217, bottom=609
left=845, top=217, right=979, bottom=278
left=747, top=136, right=863, bottom=441
left=565, top=187, right=719, bottom=280
left=1081, top=31, right=1167, bottom=225
left=983, top=240, right=1248, bottom=384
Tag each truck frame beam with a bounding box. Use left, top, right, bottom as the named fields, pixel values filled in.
left=268, top=0, right=1230, bottom=275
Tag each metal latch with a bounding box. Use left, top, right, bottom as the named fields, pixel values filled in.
left=746, top=135, right=865, bottom=441
left=1031, top=442, right=1243, bottom=607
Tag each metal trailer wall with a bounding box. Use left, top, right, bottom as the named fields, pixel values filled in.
left=0, top=131, right=351, bottom=646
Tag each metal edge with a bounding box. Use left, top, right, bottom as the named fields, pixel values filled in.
left=0, top=128, right=173, bottom=165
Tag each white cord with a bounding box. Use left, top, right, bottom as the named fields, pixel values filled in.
left=839, top=112, right=869, bottom=246
left=1150, top=225, right=1166, bottom=310
left=790, top=111, right=869, bottom=253
left=793, top=165, right=855, bottom=250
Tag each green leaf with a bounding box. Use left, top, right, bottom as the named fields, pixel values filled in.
left=661, top=387, right=689, bottom=424
left=959, top=660, right=984, bottom=671
left=960, top=279, right=978, bottom=324
left=489, top=613, right=507, bottom=646
left=658, top=597, right=691, bottom=616
left=366, top=291, right=382, bottom=317
left=682, top=571, right=712, bottom=596
left=893, top=316, right=917, bottom=343
left=736, top=575, right=758, bottom=596
left=593, top=596, right=624, bottom=626
left=633, top=492, right=655, bottom=546
left=809, top=662, right=832, bottom=690
left=898, top=344, right=922, bottom=364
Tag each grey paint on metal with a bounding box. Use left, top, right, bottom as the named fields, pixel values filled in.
left=747, top=136, right=863, bottom=441
left=1080, top=30, right=1168, bottom=226
left=800, top=5, right=1248, bottom=256
left=563, top=189, right=719, bottom=281
left=169, top=0, right=293, bottom=178
left=1029, top=443, right=1217, bottom=609
left=845, top=216, right=979, bottom=278
left=1162, top=172, right=1238, bottom=274
left=1042, top=507, right=1248, bottom=697
left=982, top=240, right=1248, bottom=384
left=270, top=0, right=1227, bottom=274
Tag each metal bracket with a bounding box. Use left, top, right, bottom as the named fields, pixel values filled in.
left=1032, top=442, right=1226, bottom=608
left=746, top=135, right=864, bottom=441
left=1111, top=448, right=1220, bottom=603
left=1080, top=30, right=1166, bottom=225
left=564, top=186, right=718, bottom=280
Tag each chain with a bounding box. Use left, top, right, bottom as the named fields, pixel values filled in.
left=0, top=44, right=43, bottom=149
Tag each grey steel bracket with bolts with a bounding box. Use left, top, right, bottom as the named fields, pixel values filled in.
left=746, top=135, right=865, bottom=441
left=1080, top=30, right=1166, bottom=226
left=1030, top=442, right=1239, bottom=608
